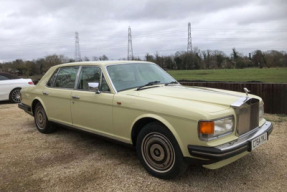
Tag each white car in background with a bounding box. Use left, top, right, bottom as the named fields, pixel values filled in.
left=0, top=73, right=34, bottom=103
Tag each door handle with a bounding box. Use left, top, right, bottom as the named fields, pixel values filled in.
left=72, top=95, right=80, bottom=99
left=43, top=91, right=49, bottom=95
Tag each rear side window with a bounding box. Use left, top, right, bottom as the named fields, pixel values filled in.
left=47, top=69, right=59, bottom=87
left=49, top=66, right=79, bottom=89
left=0, top=75, right=9, bottom=80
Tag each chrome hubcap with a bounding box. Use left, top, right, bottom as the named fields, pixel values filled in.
left=36, top=106, right=46, bottom=129
left=12, top=89, right=20, bottom=103
left=141, top=132, right=175, bottom=173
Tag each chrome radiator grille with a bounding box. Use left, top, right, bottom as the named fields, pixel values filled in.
left=231, top=97, right=260, bottom=135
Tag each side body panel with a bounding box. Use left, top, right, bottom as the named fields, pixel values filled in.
left=41, top=87, right=73, bottom=126
left=70, top=91, right=114, bottom=138
left=112, top=93, right=238, bottom=157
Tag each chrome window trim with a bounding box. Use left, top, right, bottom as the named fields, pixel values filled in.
left=74, top=66, right=82, bottom=90
left=101, top=73, right=112, bottom=94
left=99, top=70, right=103, bottom=93
left=105, top=65, right=118, bottom=94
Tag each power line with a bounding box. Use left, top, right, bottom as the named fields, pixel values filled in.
left=127, top=26, right=133, bottom=60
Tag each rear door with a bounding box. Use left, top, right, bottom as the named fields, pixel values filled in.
left=41, top=66, right=79, bottom=126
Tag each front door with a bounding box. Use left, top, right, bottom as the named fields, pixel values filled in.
left=70, top=66, right=114, bottom=137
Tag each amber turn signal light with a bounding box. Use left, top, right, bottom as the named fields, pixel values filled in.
left=199, top=121, right=214, bottom=134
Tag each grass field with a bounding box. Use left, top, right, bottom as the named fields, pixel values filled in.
left=22, top=68, right=287, bottom=83
left=168, top=68, right=287, bottom=83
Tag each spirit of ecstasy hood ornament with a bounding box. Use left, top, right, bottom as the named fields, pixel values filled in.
left=243, top=87, right=250, bottom=97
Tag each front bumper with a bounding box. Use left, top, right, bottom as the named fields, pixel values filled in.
left=18, top=103, right=33, bottom=116
left=188, top=121, right=273, bottom=164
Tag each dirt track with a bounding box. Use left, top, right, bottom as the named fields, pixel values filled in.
left=0, top=103, right=286, bottom=192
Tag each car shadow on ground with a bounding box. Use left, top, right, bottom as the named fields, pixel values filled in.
left=53, top=124, right=275, bottom=184
left=0, top=101, right=15, bottom=105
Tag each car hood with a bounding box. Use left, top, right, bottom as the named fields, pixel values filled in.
left=124, top=85, right=260, bottom=113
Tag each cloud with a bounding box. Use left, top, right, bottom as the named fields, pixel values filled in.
left=0, top=0, right=286, bottom=61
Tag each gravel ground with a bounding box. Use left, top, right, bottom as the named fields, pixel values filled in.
left=0, top=102, right=286, bottom=192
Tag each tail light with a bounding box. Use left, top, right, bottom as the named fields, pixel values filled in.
left=28, top=81, right=34, bottom=85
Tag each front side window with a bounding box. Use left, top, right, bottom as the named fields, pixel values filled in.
left=77, top=66, right=101, bottom=91
left=52, top=66, right=79, bottom=89
left=77, top=66, right=111, bottom=93
left=0, top=75, right=9, bottom=80
left=107, top=63, right=175, bottom=92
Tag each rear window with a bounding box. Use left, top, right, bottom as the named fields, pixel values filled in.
left=0, top=73, right=20, bottom=80
left=0, top=75, right=9, bottom=80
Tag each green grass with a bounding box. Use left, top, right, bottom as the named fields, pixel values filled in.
left=21, top=68, right=287, bottom=83
left=167, top=68, right=287, bottom=83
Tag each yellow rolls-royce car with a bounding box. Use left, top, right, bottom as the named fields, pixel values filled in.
left=18, top=61, right=273, bottom=179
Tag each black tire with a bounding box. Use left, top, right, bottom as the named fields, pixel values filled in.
left=9, top=88, right=21, bottom=103
left=34, top=103, right=56, bottom=134
left=136, top=122, right=188, bottom=179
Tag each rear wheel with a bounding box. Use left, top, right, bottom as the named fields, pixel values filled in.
left=34, top=103, right=56, bottom=133
left=9, top=88, right=21, bottom=103
left=136, top=122, right=188, bottom=179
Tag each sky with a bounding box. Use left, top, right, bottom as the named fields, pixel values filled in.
left=0, top=0, right=286, bottom=62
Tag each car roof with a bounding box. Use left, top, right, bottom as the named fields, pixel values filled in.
left=55, top=60, right=154, bottom=68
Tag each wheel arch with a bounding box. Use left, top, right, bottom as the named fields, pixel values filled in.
left=31, top=97, right=48, bottom=116
left=131, top=114, right=183, bottom=151
left=9, top=87, right=21, bottom=96
left=9, top=87, right=22, bottom=102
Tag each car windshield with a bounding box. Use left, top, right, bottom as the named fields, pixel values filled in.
left=106, top=63, right=175, bottom=92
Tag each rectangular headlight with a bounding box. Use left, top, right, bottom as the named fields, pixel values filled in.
left=198, top=116, right=234, bottom=141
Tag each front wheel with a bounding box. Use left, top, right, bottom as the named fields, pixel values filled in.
left=34, top=103, right=56, bottom=133
left=136, top=122, right=188, bottom=179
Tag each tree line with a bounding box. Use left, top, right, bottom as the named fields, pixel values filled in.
left=0, top=48, right=286, bottom=76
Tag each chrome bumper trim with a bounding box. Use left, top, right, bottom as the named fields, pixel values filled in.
left=217, top=121, right=272, bottom=152
left=188, top=121, right=273, bottom=163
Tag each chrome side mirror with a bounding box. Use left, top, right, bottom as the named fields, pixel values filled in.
left=88, top=82, right=101, bottom=94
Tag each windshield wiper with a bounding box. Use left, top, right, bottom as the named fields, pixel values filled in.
left=165, top=81, right=178, bottom=86
left=137, top=81, right=161, bottom=91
